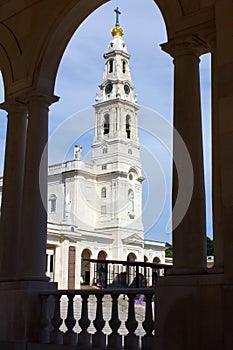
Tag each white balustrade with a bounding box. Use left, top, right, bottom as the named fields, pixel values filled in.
left=78, top=293, right=91, bottom=347
left=64, top=294, right=77, bottom=345
left=40, top=288, right=155, bottom=349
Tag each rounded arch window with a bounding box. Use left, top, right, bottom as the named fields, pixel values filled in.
left=49, top=194, right=57, bottom=213
left=103, top=114, right=109, bottom=135
left=153, top=257, right=161, bottom=264
left=101, top=187, right=107, bottom=198
left=122, top=60, right=126, bottom=73
left=129, top=173, right=133, bottom=181
left=128, top=149, right=132, bottom=155
left=127, top=252, right=137, bottom=262
left=81, top=249, right=92, bottom=285
left=98, top=250, right=107, bottom=260
left=97, top=250, right=107, bottom=288
left=109, top=59, right=114, bottom=73
left=126, top=115, right=131, bottom=139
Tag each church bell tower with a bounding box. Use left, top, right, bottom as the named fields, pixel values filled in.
left=92, top=8, right=144, bottom=259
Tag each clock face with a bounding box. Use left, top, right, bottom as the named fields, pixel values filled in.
left=105, top=83, right=113, bottom=94
left=124, top=84, right=130, bottom=94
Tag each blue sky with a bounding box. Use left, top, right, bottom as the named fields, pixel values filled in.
left=0, top=0, right=212, bottom=243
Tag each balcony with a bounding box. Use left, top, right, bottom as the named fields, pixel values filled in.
left=40, top=288, right=155, bottom=349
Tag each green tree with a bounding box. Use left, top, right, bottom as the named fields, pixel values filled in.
left=207, top=236, right=214, bottom=256
left=165, top=242, right=173, bottom=258
left=165, top=237, right=214, bottom=258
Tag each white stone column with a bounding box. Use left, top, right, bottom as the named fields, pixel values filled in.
left=162, top=36, right=208, bottom=274
left=90, top=257, right=95, bottom=286
left=18, top=94, right=58, bottom=281
left=0, top=98, right=27, bottom=280
left=210, top=39, right=224, bottom=273
left=54, top=245, right=61, bottom=287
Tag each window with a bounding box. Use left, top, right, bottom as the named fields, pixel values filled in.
left=102, top=164, right=107, bottom=170
left=101, top=187, right=107, bottom=198
left=101, top=205, right=106, bottom=215
left=122, top=61, right=126, bottom=73
left=129, top=173, right=133, bottom=181
left=49, top=195, right=57, bottom=213
left=128, top=149, right=132, bottom=155
left=103, top=114, right=109, bottom=135
left=103, top=147, right=108, bottom=154
left=126, top=115, right=131, bottom=139
left=109, top=59, right=114, bottom=73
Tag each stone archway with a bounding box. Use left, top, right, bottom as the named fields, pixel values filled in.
left=127, top=252, right=137, bottom=262
left=81, top=248, right=92, bottom=285
left=97, top=250, right=107, bottom=260
left=127, top=252, right=137, bottom=285
left=153, top=256, right=161, bottom=264
left=96, top=250, right=108, bottom=288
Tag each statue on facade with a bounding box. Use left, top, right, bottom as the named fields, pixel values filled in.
left=74, top=145, right=82, bottom=160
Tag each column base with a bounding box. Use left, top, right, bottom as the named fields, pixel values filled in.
left=155, top=274, right=225, bottom=350
left=0, top=281, right=57, bottom=343
left=0, top=275, right=50, bottom=282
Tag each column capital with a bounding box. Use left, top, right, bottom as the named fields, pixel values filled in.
left=202, top=32, right=216, bottom=53
left=25, top=93, right=60, bottom=107
left=0, top=97, right=27, bottom=114
left=161, top=35, right=210, bottom=58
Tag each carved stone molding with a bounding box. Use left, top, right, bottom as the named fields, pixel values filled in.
left=161, top=34, right=210, bottom=58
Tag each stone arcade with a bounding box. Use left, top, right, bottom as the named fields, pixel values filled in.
left=0, top=1, right=233, bottom=349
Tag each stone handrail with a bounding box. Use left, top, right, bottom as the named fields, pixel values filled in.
left=40, top=288, right=155, bottom=349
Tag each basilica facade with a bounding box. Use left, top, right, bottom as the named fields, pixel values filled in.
left=45, top=18, right=165, bottom=289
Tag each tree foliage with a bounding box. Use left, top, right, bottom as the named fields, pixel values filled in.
left=165, top=237, right=214, bottom=258
left=206, top=236, right=214, bottom=256
left=165, top=242, right=173, bottom=258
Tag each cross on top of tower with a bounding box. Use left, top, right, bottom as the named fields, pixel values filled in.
left=111, top=7, right=124, bottom=37
left=114, top=7, right=121, bottom=26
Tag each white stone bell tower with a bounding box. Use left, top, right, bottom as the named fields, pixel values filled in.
left=92, top=8, right=144, bottom=259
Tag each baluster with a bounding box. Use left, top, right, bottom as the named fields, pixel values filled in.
left=51, top=294, right=63, bottom=344
left=78, top=293, right=91, bottom=347
left=64, top=294, right=77, bottom=345
left=40, top=294, right=52, bottom=343
left=142, top=293, right=155, bottom=349
left=124, top=293, right=139, bottom=350
left=92, top=293, right=106, bottom=348
left=108, top=293, right=122, bottom=349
